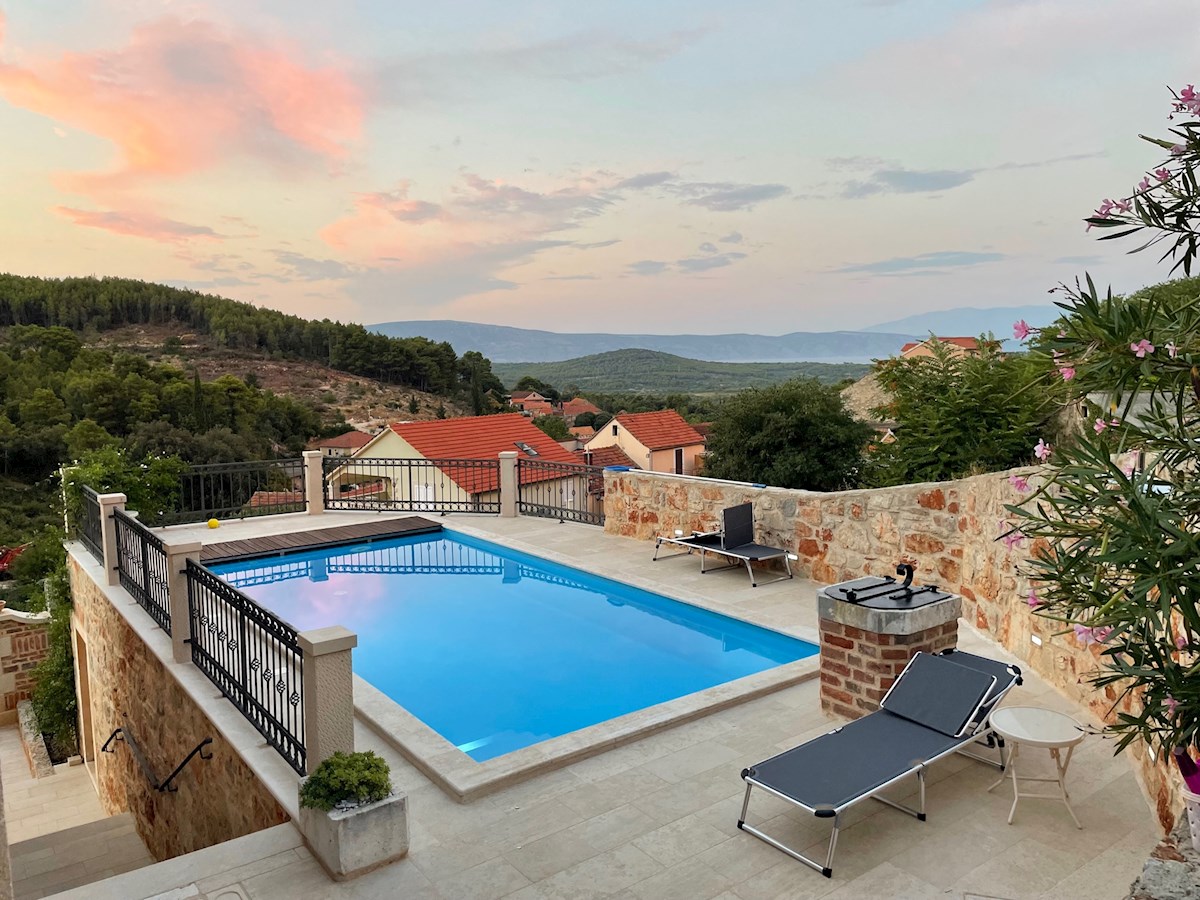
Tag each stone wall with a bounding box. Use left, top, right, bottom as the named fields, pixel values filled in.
left=68, top=555, right=288, bottom=861
left=604, top=467, right=1183, bottom=831
left=0, top=607, right=51, bottom=724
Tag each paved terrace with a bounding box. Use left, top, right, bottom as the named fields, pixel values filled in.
left=56, top=512, right=1159, bottom=900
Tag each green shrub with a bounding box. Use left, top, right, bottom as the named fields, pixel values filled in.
left=30, top=562, right=78, bottom=760
left=299, top=751, right=392, bottom=811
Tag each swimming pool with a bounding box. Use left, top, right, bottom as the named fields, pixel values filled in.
left=210, top=529, right=816, bottom=762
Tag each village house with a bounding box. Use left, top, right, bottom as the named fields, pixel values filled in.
left=898, top=336, right=982, bottom=359
left=583, top=409, right=705, bottom=475
left=307, top=429, right=373, bottom=457
left=560, top=396, right=604, bottom=424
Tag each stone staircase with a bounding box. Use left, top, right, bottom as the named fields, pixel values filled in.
left=10, top=812, right=153, bottom=899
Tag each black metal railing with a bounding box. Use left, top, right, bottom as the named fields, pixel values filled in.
left=517, top=459, right=605, bottom=525
left=322, top=456, right=501, bottom=514
left=80, top=486, right=104, bottom=563
left=114, top=509, right=172, bottom=634
left=185, top=560, right=306, bottom=774
left=151, top=459, right=306, bottom=526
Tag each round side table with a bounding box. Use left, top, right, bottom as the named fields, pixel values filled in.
left=987, top=706, right=1085, bottom=828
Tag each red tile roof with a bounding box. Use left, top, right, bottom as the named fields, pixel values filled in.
left=609, top=410, right=704, bottom=451
left=390, top=414, right=580, bottom=493
left=521, top=400, right=557, bottom=415
left=569, top=425, right=597, bottom=439
left=319, top=429, right=373, bottom=450
left=578, top=445, right=639, bottom=469
left=562, top=397, right=603, bottom=417
left=900, top=337, right=981, bottom=355
left=509, top=390, right=543, bottom=402
left=245, top=490, right=305, bottom=509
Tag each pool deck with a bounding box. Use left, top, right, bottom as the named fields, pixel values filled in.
left=68, top=512, right=1161, bottom=900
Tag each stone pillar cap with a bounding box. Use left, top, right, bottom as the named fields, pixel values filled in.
left=298, top=625, right=358, bottom=655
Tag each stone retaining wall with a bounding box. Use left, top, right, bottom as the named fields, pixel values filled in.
left=0, top=607, right=51, bottom=724
left=604, top=467, right=1183, bottom=831
left=68, top=556, right=288, bottom=861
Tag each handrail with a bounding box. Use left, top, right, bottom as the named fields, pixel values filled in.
left=101, top=724, right=212, bottom=793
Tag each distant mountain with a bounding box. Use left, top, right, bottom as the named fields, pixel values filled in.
left=370, top=320, right=916, bottom=363
left=492, top=349, right=870, bottom=394
left=862, top=305, right=1061, bottom=339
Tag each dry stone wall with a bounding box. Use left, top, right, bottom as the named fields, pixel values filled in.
left=68, top=556, right=288, bottom=861
left=604, top=468, right=1183, bottom=831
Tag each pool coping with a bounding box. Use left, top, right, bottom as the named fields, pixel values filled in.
left=349, top=517, right=823, bottom=802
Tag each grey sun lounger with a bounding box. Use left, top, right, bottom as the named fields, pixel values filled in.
left=737, top=649, right=1022, bottom=877
left=651, top=502, right=794, bottom=587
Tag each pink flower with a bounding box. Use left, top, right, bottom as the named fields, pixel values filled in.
left=1034, top=438, right=1052, bottom=461
left=1114, top=199, right=1132, bottom=214
left=1138, top=176, right=1151, bottom=192
left=1166, top=341, right=1179, bottom=359
left=1013, top=319, right=1032, bottom=340
left=1183, top=85, right=1197, bottom=102
left=1156, top=167, right=1172, bottom=181
left=1131, top=339, right=1155, bottom=358
left=1027, top=589, right=1041, bottom=608
left=1097, top=199, right=1115, bottom=216
left=1008, top=474, right=1030, bottom=492
left=1171, top=144, right=1186, bottom=156
left=1074, top=624, right=1099, bottom=646
left=1094, top=418, right=1109, bottom=434
left=1059, top=366, right=1076, bottom=381
left=1165, top=695, right=1179, bottom=716
left=1121, top=461, right=1136, bottom=477
left=1176, top=634, right=1187, bottom=649
left=1094, top=626, right=1113, bottom=643
left=1002, top=529, right=1025, bottom=550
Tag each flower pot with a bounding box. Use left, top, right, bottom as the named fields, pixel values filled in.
left=297, top=790, right=409, bottom=881
left=1184, top=788, right=1200, bottom=854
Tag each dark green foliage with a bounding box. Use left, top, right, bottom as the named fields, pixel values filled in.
left=532, top=415, right=571, bottom=441
left=578, top=390, right=718, bottom=420
left=407, top=395, right=419, bottom=415
left=30, top=563, right=78, bottom=760
left=299, top=751, right=392, bottom=811
left=703, top=379, right=872, bottom=490
left=867, top=339, right=1057, bottom=486
left=60, top=448, right=190, bottom=529
left=495, top=349, right=870, bottom=394
left=514, top=375, right=560, bottom=402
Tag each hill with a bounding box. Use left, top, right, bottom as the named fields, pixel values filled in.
left=371, top=320, right=915, bottom=363
left=493, top=349, right=870, bottom=393
left=862, top=304, right=1061, bottom=339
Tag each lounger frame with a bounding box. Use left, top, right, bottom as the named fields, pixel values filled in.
left=652, top=533, right=793, bottom=587
left=736, top=651, right=1020, bottom=878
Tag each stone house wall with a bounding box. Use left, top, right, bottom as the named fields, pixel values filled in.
left=68, top=555, right=288, bottom=861
left=0, top=607, right=51, bottom=724
left=603, top=467, right=1183, bottom=831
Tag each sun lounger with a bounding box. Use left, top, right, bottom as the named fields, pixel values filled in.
left=652, top=503, right=794, bottom=587
left=737, top=649, right=1022, bottom=877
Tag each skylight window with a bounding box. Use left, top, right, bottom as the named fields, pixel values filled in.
left=515, top=441, right=539, bottom=456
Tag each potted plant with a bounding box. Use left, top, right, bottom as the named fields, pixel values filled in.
left=297, top=750, right=408, bottom=880
left=1008, top=83, right=1200, bottom=848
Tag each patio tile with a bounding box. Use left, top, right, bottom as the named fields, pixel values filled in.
left=631, top=814, right=730, bottom=867
left=565, top=804, right=659, bottom=853
left=629, top=859, right=733, bottom=900
left=504, top=829, right=601, bottom=881
left=431, top=856, right=531, bottom=900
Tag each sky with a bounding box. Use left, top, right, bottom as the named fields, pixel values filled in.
left=1, top=0, right=1197, bottom=334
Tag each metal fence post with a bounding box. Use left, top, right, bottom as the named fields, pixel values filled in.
left=164, top=540, right=203, bottom=664
left=298, top=626, right=357, bottom=770
left=302, top=450, right=325, bottom=516
left=499, top=451, right=518, bottom=518
left=97, top=493, right=127, bottom=586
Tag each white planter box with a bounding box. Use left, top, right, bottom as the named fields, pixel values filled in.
left=298, top=791, right=409, bottom=881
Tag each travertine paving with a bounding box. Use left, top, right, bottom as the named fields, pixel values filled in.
left=0, top=727, right=105, bottom=844
left=50, top=514, right=1162, bottom=899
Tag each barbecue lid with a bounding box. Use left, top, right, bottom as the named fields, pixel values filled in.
left=822, top=564, right=954, bottom=610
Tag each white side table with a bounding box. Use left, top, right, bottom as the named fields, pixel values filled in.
left=987, top=706, right=1085, bottom=828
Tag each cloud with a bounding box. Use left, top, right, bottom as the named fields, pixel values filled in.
left=718, top=231, right=743, bottom=244
left=843, top=168, right=976, bottom=199
left=271, top=250, right=359, bottom=281
left=544, top=274, right=598, bottom=281
left=835, top=250, right=1005, bottom=275
left=993, top=151, right=1106, bottom=171
left=575, top=239, right=620, bottom=250
left=615, top=171, right=676, bottom=190
left=677, top=251, right=746, bottom=272
left=0, top=16, right=362, bottom=195
left=670, top=181, right=790, bottom=212
left=698, top=242, right=718, bottom=254
left=53, top=206, right=223, bottom=242
left=628, top=260, right=669, bottom=276
left=454, top=172, right=612, bottom=220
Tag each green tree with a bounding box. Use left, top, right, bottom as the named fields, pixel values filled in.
left=515, top=376, right=560, bottom=403
left=532, top=414, right=571, bottom=441
left=868, top=339, right=1057, bottom=486
left=408, top=395, right=419, bottom=415
left=64, top=418, right=117, bottom=459
left=703, top=379, right=871, bottom=490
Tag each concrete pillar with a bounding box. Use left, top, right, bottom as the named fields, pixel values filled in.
left=499, top=451, right=518, bottom=518
left=97, top=493, right=127, bottom=587
left=299, top=625, right=357, bottom=770
left=303, top=450, right=325, bottom=516
left=163, top=540, right=203, bottom=664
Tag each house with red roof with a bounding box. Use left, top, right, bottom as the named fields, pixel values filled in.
left=560, top=397, right=603, bottom=422
left=309, top=429, right=373, bottom=457
left=898, top=337, right=981, bottom=359
left=583, top=409, right=705, bottom=475
left=330, top=414, right=593, bottom=512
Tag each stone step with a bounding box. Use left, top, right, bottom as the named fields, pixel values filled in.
left=10, top=812, right=154, bottom=900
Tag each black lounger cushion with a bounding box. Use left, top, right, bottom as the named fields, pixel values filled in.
left=880, top=653, right=995, bottom=737
left=722, top=503, right=755, bottom=550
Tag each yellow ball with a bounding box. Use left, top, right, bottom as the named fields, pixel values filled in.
left=207, top=518, right=220, bottom=529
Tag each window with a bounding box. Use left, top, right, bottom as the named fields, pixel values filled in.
left=612, top=424, right=618, bottom=436
left=674, top=447, right=684, bottom=474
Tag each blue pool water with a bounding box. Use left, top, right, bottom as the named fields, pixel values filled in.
left=210, top=530, right=816, bottom=762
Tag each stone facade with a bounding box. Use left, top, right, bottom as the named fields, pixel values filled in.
left=68, top=556, right=288, bottom=861
left=604, top=467, right=1184, bottom=832
left=0, top=608, right=51, bottom=723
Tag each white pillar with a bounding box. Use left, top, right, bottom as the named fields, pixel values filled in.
left=303, top=450, right=325, bottom=516
left=163, top=540, right=203, bottom=664
left=299, top=625, right=357, bottom=770
left=97, top=493, right=127, bottom=586
left=499, top=451, right=518, bottom=518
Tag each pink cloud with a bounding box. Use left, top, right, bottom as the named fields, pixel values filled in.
left=53, top=206, right=223, bottom=243
left=0, top=15, right=362, bottom=194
